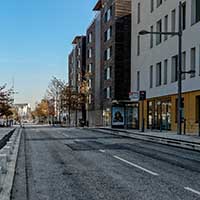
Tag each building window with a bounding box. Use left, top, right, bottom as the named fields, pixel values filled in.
left=156, top=19, right=162, bottom=45
left=78, top=73, right=81, bottom=81
left=107, top=47, right=112, bottom=60
left=171, top=9, right=176, bottom=33
left=164, top=59, right=168, bottom=84
left=88, top=33, right=92, bottom=43
left=78, top=60, right=81, bottom=68
left=104, top=26, right=112, bottom=41
left=107, top=67, right=111, bottom=80
left=78, top=47, right=81, bottom=56
left=157, top=0, right=162, bottom=8
left=164, top=15, right=168, bottom=41
left=88, top=79, right=92, bottom=88
left=137, top=3, right=141, bottom=24
left=182, top=2, right=186, bottom=30
left=88, top=48, right=92, bottom=58
left=105, top=87, right=111, bottom=99
left=182, top=52, right=186, bottom=80
left=150, top=25, right=154, bottom=48
left=191, top=0, right=200, bottom=25
left=105, top=6, right=112, bottom=23
left=104, top=47, right=112, bottom=61
left=104, top=67, right=111, bottom=80
left=137, top=35, right=140, bottom=56
left=156, top=62, right=162, bottom=86
left=137, top=71, right=140, bottom=91
left=191, top=47, right=196, bottom=78
left=171, top=55, right=178, bottom=82
left=150, top=65, right=153, bottom=88
left=89, top=95, right=92, bottom=104
left=88, top=63, right=92, bottom=73
left=150, top=0, right=154, bottom=13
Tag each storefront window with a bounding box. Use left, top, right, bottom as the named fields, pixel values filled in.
left=103, top=109, right=111, bottom=126
left=147, top=99, right=171, bottom=131
left=147, top=101, right=154, bottom=129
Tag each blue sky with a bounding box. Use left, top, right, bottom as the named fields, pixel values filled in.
left=0, top=0, right=97, bottom=107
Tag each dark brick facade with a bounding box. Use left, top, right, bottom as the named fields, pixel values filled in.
left=94, top=0, right=131, bottom=122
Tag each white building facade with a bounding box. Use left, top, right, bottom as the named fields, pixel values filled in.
left=131, top=0, right=200, bottom=134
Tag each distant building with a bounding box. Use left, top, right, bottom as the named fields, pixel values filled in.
left=85, top=12, right=103, bottom=127
left=14, top=103, right=31, bottom=122
left=68, top=36, right=86, bottom=126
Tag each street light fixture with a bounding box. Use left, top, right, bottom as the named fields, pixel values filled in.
left=139, top=2, right=195, bottom=135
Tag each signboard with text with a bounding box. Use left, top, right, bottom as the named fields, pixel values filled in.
left=129, top=92, right=139, bottom=102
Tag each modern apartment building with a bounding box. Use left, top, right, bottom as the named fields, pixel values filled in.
left=68, top=36, right=86, bottom=126
left=85, top=12, right=103, bottom=127
left=94, top=0, right=132, bottom=126
left=131, top=0, right=200, bottom=134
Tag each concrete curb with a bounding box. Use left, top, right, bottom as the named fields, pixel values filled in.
left=0, top=128, right=22, bottom=200
left=0, top=129, right=16, bottom=150
left=87, top=128, right=200, bottom=152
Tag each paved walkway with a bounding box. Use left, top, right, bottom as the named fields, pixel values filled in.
left=0, top=128, right=14, bottom=141
left=97, top=127, right=200, bottom=145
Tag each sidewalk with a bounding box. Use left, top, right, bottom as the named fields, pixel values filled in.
left=91, top=127, right=200, bottom=152
left=0, top=128, right=22, bottom=200
left=0, top=128, right=14, bottom=141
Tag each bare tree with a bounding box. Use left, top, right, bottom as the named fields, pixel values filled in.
left=46, top=77, right=65, bottom=122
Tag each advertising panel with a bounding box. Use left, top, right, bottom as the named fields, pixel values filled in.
left=112, top=107, right=125, bottom=126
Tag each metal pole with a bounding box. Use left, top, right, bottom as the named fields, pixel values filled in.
left=177, top=2, right=183, bottom=135
left=141, top=101, right=145, bottom=132
left=183, top=118, right=186, bottom=135
left=199, top=119, right=200, bottom=137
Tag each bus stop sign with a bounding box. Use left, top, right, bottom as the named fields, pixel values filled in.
left=139, top=91, right=146, bottom=101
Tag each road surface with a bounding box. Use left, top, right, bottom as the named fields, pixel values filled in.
left=11, top=127, right=200, bottom=200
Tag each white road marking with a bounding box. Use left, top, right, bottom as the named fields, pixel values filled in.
left=99, top=150, right=106, bottom=153
left=184, top=187, right=200, bottom=196
left=113, top=155, right=159, bottom=176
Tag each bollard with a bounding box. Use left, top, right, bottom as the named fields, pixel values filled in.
left=0, top=154, right=7, bottom=174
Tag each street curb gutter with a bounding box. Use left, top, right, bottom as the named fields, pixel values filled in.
left=87, top=128, right=200, bottom=152
left=0, top=128, right=22, bottom=200
left=0, top=129, right=16, bottom=150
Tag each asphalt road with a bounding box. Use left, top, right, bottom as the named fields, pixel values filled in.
left=11, top=127, right=200, bottom=200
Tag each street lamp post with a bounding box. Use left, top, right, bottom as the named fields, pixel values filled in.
left=139, top=2, right=195, bottom=135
